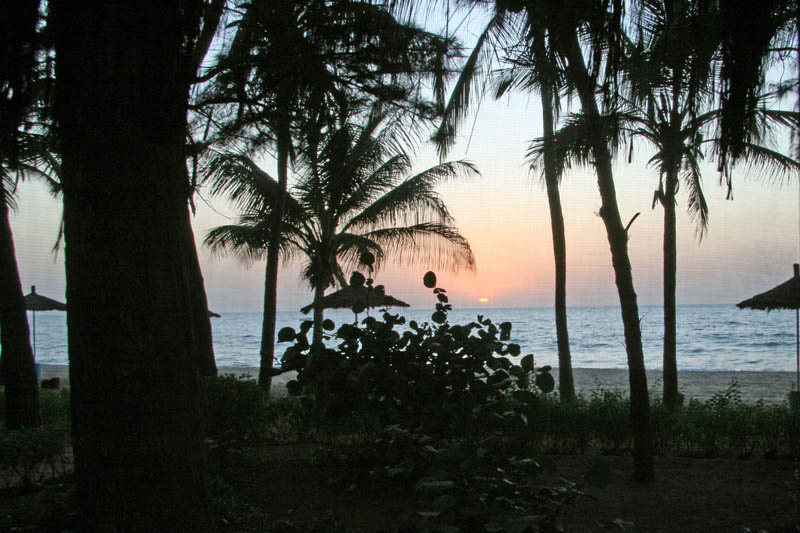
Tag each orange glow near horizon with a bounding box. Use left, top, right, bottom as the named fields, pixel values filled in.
left=478, top=297, right=489, bottom=303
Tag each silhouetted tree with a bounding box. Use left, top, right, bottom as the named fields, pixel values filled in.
left=507, top=0, right=653, bottom=481
left=51, top=1, right=217, bottom=528
left=196, top=0, right=455, bottom=389
left=624, top=0, right=800, bottom=411
left=433, top=0, right=652, bottom=479
left=205, top=107, right=476, bottom=344
left=495, top=17, right=577, bottom=402
left=0, top=0, right=42, bottom=429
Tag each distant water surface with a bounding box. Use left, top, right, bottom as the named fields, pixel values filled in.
left=27, top=304, right=798, bottom=372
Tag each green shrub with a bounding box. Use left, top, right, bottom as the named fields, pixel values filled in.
left=279, top=271, right=555, bottom=437
left=40, top=389, right=71, bottom=428
left=586, top=389, right=631, bottom=453
left=0, top=425, right=70, bottom=488
left=0, top=390, right=72, bottom=489
left=202, top=374, right=273, bottom=448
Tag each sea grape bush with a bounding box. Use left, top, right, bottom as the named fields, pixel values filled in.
left=278, top=271, right=554, bottom=435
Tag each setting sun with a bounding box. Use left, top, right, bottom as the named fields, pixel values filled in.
left=478, top=298, right=489, bottom=303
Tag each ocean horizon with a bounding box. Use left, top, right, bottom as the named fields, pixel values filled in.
left=26, top=303, right=798, bottom=373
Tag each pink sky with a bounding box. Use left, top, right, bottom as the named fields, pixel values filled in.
left=11, top=95, right=798, bottom=313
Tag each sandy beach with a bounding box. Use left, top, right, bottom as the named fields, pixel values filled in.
left=36, top=364, right=797, bottom=404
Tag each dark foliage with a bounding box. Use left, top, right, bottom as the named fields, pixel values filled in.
left=279, top=272, right=555, bottom=435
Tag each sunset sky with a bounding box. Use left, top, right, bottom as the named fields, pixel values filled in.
left=10, top=89, right=798, bottom=314
left=8, top=10, right=799, bottom=315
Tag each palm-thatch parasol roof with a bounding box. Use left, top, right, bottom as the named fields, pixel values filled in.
left=301, top=284, right=409, bottom=314
left=737, top=264, right=800, bottom=392
left=24, top=286, right=67, bottom=312
left=736, top=264, right=800, bottom=311
left=24, top=286, right=67, bottom=358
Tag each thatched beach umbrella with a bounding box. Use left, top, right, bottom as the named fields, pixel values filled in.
left=24, top=285, right=67, bottom=357
left=737, top=264, right=800, bottom=390
left=300, top=284, right=409, bottom=314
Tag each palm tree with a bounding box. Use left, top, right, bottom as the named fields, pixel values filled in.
left=523, top=0, right=655, bottom=482
left=425, top=5, right=580, bottom=401
left=714, top=0, right=797, bottom=166
left=623, top=0, right=800, bottom=411
left=494, top=18, right=577, bottom=401
left=0, top=0, right=44, bottom=430
left=196, top=0, right=457, bottom=390
left=204, top=108, right=477, bottom=345
left=434, top=0, right=653, bottom=480
left=1, top=149, right=40, bottom=429
left=51, top=1, right=218, bottom=527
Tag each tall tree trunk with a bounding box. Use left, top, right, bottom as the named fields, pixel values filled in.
left=563, top=33, right=653, bottom=481
left=184, top=210, right=217, bottom=377
left=0, top=198, right=41, bottom=429
left=662, top=173, right=679, bottom=410
left=0, top=0, right=41, bottom=430
left=186, top=0, right=225, bottom=379
left=259, top=110, right=290, bottom=391
left=312, top=283, right=325, bottom=346
left=540, top=84, right=575, bottom=402
left=52, top=1, right=215, bottom=529
left=259, top=255, right=277, bottom=393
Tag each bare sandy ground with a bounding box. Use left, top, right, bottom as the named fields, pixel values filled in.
left=37, top=364, right=797, bottom=404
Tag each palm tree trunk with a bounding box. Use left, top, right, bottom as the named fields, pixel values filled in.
left=258, top=109, right=291, bottom=391
left=312, top=283, right=325, bottom=346
left=541, top=84, right=576, bottom=402
left=563, top=33, right=653, bottom=481
left=0, top=196, right=41, bottom=429
left=662, top=173, right=679, bottom=410
left=52, top=1, right=215, bottom=528
left=183, top=209, right=218, bottom=377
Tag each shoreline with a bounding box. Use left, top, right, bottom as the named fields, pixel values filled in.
left=36, top=364, right=797, bottom=405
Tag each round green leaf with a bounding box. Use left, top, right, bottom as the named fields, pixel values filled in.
left=535, top=371, right=555, bottom=393
left=286, top=380, right=302, bottom=396
left=508, top=343, right=521, bottom=356
left=277, top=327, right=296, bottom=342
left=359, top=251, right=375, bottom=266
left=431, top=310, right=447, bottom=324
left=423, top=271, right=437, bottom=288
left=499, top=321, right=512, bottom=341
left=350, top=271, right=365, bottom=287
left=520, top=353, right=534, bottom=372
left=322, top=318, right=335, bottom=331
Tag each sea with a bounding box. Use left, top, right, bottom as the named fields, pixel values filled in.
left=26, top=304, right=798, bottom=372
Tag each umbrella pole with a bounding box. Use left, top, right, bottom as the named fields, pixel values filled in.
left=796, top=308, right=799, bottom=391
left=32, top=310, right=36, bottom=358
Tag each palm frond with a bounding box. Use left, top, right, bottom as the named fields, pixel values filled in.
left=363, top=223, right=476, bottom=274
left=722, top=142, right=800, bottom=186
left=327, top=153, right=413, bottom=221
left=343, top=160, right=478, bottom=234
left=204, top=222, right=271, bottom=264
left=680, top=154, right=710, bottom=239
left=528, top=112, right=627, bottom=179
left=204, top=213, right=303, bottom=265
left=202, top=151, right=307, bottom=223
left=432, top=11, right=505, bottom=160
left=1, top=171, right=18, bottom=212
left=330, top=232, right=384, bottom=280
